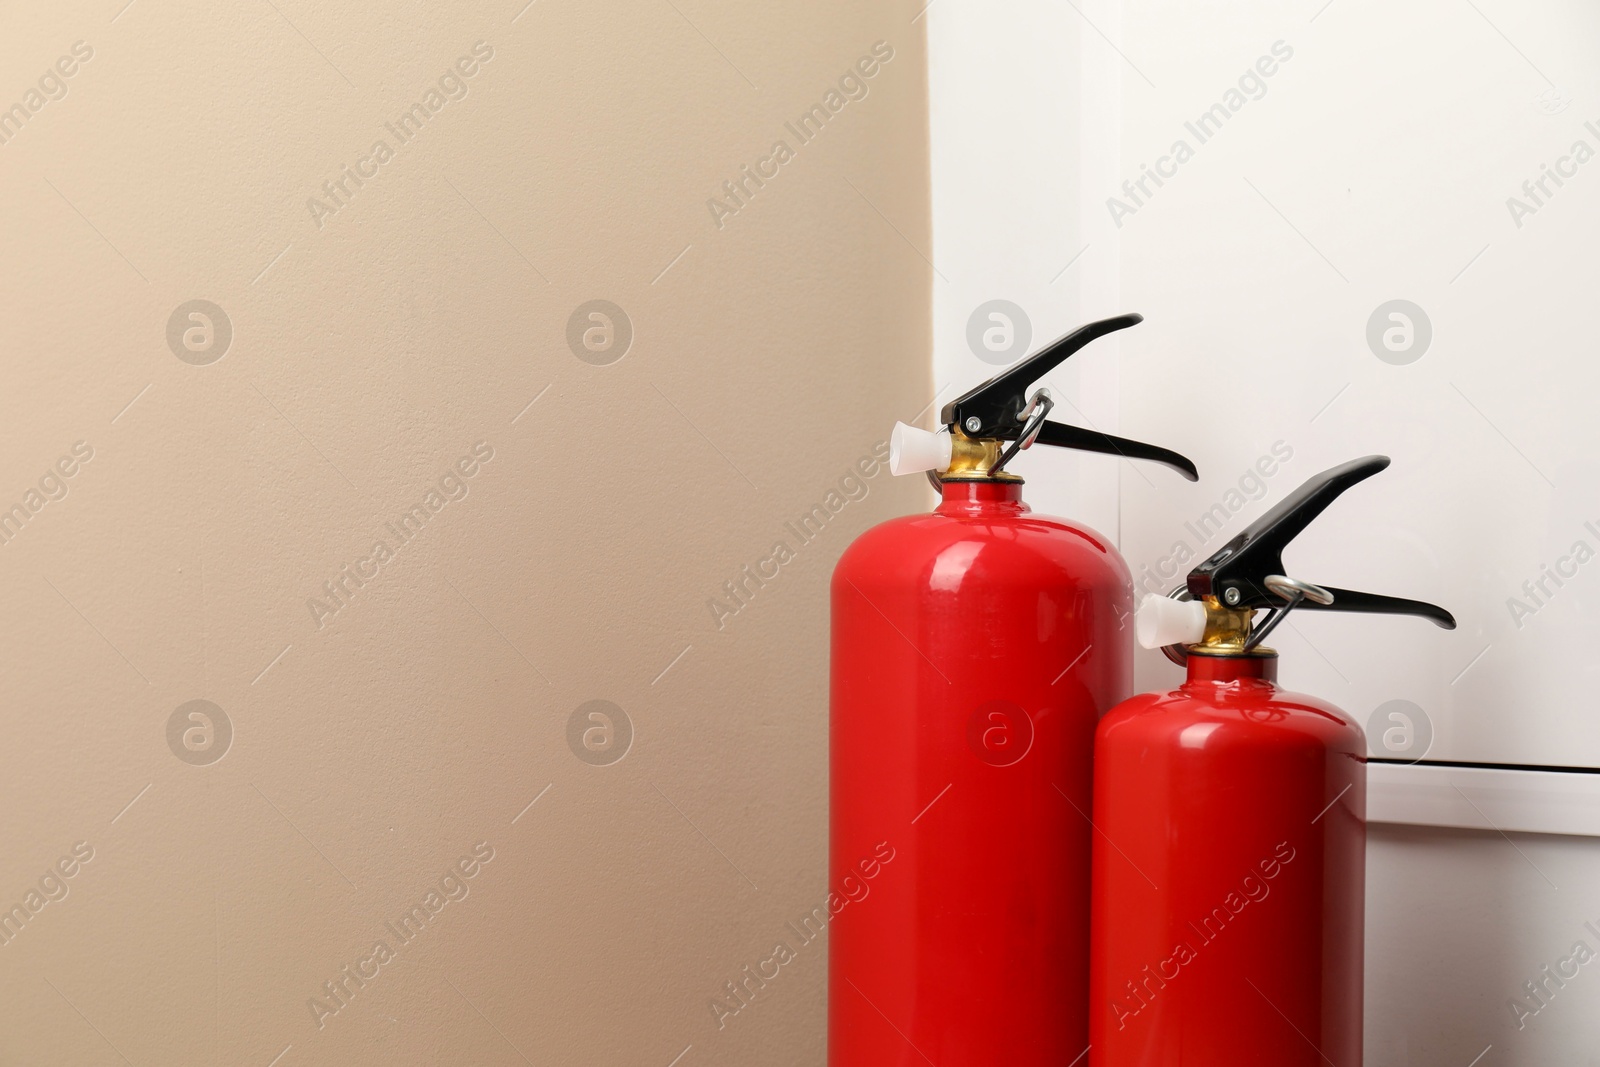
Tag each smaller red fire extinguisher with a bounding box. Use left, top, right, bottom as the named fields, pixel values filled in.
left=1088, top=455, right=1454, bottom=1066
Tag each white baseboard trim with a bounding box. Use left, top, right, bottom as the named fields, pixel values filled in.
left=1368, top=761, right=1600, bottom=838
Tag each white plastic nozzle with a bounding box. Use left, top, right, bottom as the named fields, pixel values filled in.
left=1135, top=595, right=1208, bottom=649
left=889, top=422, right=953, bottom=476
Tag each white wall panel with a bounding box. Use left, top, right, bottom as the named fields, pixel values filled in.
left=1113, top=0, right=1600, bottom=767
left=1367, top=825, right=1600, bottom=1064
left=926, top=0, right=1127, bottom=540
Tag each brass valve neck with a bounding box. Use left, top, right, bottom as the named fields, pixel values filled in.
left=938, top=431, right=1022, bottom=483
left=1186, top=596, right=1277, bottom=658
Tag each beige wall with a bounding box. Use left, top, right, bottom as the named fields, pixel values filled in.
left=0, top=1, right=930, bottom=1063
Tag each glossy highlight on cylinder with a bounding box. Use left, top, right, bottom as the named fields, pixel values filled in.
left=831, top=479, right=1132, bottom=1065
left=1089, top=653, right=1367, bottom=1066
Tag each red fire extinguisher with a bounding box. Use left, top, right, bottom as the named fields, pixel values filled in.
left=1088, top=455, right=1454, bottom=1066
left=830, top=314, right=1197, bottom=1065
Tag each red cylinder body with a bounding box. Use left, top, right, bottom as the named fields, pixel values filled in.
left=1088, top=653, right=1366, bottom=1066
left=830, top=480, right=1132, bottom=1065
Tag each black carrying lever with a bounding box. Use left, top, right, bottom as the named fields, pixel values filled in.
left=1187, top=455, right=1456, bottom=631
left=941, top=313, right=1198, bottom=481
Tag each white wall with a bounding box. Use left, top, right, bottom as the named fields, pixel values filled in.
left=933, top=0, right=1600, bottom=771
left=936, top=0, right=1600, bottom=771
left=927, top=0, right=1600, bottom=1061
left=1111, top=0, right=1600, bottom=771
left=926, top=0, right=1127, bottom=540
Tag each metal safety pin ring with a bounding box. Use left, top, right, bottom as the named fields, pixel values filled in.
left=993, top=389, right=1054, bottom=473
left=1244, top=575, right=1336, bottom=651
left=1263, top=574, right=1335, bottom=606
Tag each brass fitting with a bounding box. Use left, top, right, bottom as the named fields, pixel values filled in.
left=1186, top=597, right=1275, bottom=657
left=938, top=431, right=1021, bottom=483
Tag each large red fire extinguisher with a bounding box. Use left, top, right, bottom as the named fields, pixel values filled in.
left=1088, top=455, right=1454, bottom=1065
left=830, top=314, right=1197, bottom=1065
